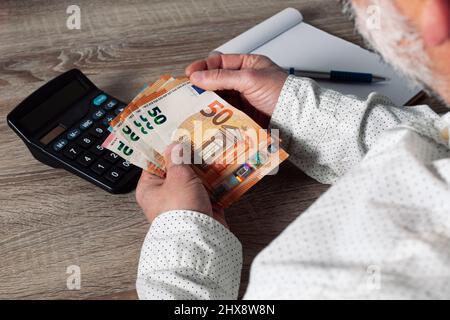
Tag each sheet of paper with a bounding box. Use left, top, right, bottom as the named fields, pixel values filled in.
left=214, top=8, right=422, bottom=106
left=214, top=8, right=303, bottom=55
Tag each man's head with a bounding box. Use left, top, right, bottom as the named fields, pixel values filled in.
left=349, top=0, right=450, bottom=104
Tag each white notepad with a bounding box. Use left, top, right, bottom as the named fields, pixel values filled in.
left=214, top=8, right=422, bottom=106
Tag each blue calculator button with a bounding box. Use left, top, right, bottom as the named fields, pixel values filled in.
left=67, top=128, right=81, bottom=140
left=53, top=138, right=68, bottom=151
left=104, top=100, right=118, bottom=110
left=80, top=118, right=94, bottom=130
left=93, top=94, right=108, bottom=106
left=92, top=109, right=106, bottom=120
left=102, top=114, right=115, bottom=126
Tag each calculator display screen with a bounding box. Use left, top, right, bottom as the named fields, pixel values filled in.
left=19, top=79, right=89, bottom=134
left=39, top=125, right=66, bottom=145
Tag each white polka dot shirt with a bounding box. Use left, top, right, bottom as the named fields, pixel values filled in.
left=137, top=75, right=450, bottom=300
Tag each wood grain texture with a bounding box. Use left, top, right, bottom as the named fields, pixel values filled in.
left=0, top=0, right=445, bottom=300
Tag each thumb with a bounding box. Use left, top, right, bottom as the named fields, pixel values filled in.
left=163, top=143, right=196, bottom=180
left=190, top=69, right=248, bottom=92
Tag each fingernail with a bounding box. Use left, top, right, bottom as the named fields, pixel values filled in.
left=165, top=143, right=187, bottom=166
left=190, top=71, right=203, bottom=82
left=164, top=143, right=182, bottom=156
left=172, top=143, right=184, bottom=155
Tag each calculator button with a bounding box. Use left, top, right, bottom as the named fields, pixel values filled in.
left=93, top=94, right=108, bottom=106
left=63, top=145, right=82, bottom=160
left=77, top=135, right=96, bottom=148
left=91, top=159, right=111, bottom=175
left=89, top=126, right=107, bottom=138
left=103, top=99, right=118, bottom=111
left=90, top=142, right=106, bottom=156
left=53, top=138, right=68, bottom=151
left=76, top=152, right=95, bottom=167
left=114, top=105, right=125, bottom=115
left=104, top=151, right=120, bottom=163
left=67, top=128, right=81, bottom=140
left=104, top=168, right=125, bottom=183
left=102, top=114, right=115, bottom=127
left=92, top=109, right=106, bottom=121
left=80, top=118, right=94, bottom=130
left=117, top=159, right=132, bottom=171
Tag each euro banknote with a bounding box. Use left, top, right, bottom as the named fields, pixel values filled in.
left=102, top=75, right=288, bottom=207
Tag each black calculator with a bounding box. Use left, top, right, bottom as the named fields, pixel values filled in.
left=7, top=69, right=142, bottom=194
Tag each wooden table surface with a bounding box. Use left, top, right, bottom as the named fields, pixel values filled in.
left=0, top=0, right=444, bottom=299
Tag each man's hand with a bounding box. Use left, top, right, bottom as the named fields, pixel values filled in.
left=136, top=54, right=286, bottom=226
left=136, top=144, right=226, bottom=226
left=186, top=54, right=288, bottom=120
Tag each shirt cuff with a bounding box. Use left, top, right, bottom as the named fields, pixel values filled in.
left=138, top=210, right=242, bottom=296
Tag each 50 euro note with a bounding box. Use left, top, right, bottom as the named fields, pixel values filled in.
left=100, top=76, right=180, bottom=177
left=175, top=103, right=288, bottom=208
left=106, top=76, right=189, bottom=172
left=123, top=77, right=189, bottom=154
left=135, top=80, right=289, bottom=207
left=104, top=76, right=177, bottom=172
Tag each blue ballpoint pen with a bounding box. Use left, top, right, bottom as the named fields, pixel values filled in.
left=285, top=68, right=389, bottom=83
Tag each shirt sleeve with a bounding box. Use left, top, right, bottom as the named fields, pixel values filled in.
left=270, top=75, right=438, bottom=184
left=136, top=210, right=242, bottom=300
